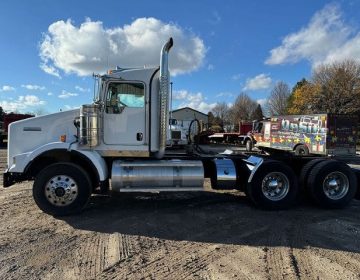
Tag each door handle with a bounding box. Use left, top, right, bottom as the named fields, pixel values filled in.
left=137, top=132, right=143, bottom=141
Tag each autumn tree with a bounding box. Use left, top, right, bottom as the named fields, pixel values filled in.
left=287, top=80, right=320, bottom=114
left=287, top=60, right=360, bottom=114
left=266, top=81, right=290, bottom=116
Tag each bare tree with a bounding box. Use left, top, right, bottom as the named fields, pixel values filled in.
left=230, top=92, right=257, bottom=123
left=267, top=81, right=290, bottom=116
left=211, top=102, right=230, bottom=128
left=33, top=108, right=49, bottom=116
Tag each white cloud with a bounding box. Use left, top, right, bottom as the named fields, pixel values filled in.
left=64, top=105, right=80, bottom=110
left=21, top=84, right=46, bottom=90
left=209, top=11, right=221, bottom=25
left=47, top=92, right=53, bottom=96
left=231, top=74, right=242, bottom=81
left=243, top=74, right=272, bottom=91
left=207, top=64, right=214, bottom=71
left=265, top=4, right=360, bottom=66
left=216, top=92, right=234, bottom=98
left=40, top=63, right=61, bottom=78
left=173, top=90, right=216, bottom=113
left=58, top=90, right=78, bottom=99
left=39, top=18, right=206, bottom=77
left=0, top=85, right=15, bottom=92
left=0, top=95, right=46, bottom=112
left=75, top=86, right=90, bottom=92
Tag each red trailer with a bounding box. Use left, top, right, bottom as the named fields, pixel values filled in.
left=1, top=113, right=34, bottom=145
left=208, top=121, right=252, bottom=144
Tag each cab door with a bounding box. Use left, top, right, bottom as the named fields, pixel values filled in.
left=103, top=81, right=146, bottom=145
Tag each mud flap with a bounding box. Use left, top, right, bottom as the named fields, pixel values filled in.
left=353, top=168, right=360, bottom=200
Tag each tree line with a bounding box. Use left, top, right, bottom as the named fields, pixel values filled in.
left=209, top=59, right=360, bottom=132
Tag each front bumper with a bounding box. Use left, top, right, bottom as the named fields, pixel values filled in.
left=3, top=171, right=26, bottom=188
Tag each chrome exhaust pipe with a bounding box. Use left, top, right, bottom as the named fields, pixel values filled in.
left=157, top=37, right=173, bottom=158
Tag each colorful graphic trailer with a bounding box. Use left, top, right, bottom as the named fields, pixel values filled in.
left=253, top=114, right=358, bottom=156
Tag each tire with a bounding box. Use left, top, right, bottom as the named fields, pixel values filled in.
left=294, top=144, right=309, bottom=156
left=245, top=139, right=253, bottom=152
left=299, top=159, right=327, bottom=189
left=33, top=162, right=92, bottom=216
left=307, top=160, right=357, bottom=209
left=246, top=160, right=299, bottom=210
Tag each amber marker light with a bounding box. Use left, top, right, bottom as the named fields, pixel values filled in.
left=60, top=135, right=66, bottom=142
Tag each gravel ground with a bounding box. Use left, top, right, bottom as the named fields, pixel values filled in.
left=1, top=149, right=360, bottom=280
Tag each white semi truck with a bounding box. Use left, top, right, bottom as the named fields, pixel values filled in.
left=3, top=38, right=359, bottom=215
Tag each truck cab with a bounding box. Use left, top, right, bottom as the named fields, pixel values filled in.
left=3, top=39, right=358, bottom=216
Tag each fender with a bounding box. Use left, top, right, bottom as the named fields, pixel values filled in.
left=243, top=155, right=264, bottom=183
left=7, top=142, right=108, bottom=181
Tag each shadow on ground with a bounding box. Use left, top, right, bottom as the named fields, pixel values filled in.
left=62, top=191, right=360, bottom=253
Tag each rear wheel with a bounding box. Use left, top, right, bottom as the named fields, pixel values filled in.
left=299, top=159, right=326, bottom=189
left=307, top=160, right=357, bottom=208
left=33, top=162, right=92, bottom=216
left=246, top=161, right=299, bottom=210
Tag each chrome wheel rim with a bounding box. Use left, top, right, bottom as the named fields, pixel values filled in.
left=322, top=171, right=349, bottom=200
left=262, top=172, right=290, bottom=201
left=45, top=175, right=78, bottom=206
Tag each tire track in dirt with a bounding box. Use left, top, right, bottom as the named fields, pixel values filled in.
left=99, top=241, right=216, bottom=280
left=312, top=249, right=360, bottom=277
left=263, top=219, right=302, bottom=280
left=69, top=232, right=138, bottom=279
left=286, top=220, right=318, bottom=280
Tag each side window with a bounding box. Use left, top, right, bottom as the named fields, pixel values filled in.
left=106, top=82, right=145, bottom=114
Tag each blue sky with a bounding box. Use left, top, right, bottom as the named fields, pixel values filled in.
left=0, top=0, right=360, bottom=114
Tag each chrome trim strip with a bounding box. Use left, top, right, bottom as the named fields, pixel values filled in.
left=118, top=187, right=204, bottom=193
left=98, top=150, right=150, bottom=157
left=23, top=127, right=41, bottom=131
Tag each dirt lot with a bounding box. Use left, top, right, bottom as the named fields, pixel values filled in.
left=1, top=149, right=360, bottom=280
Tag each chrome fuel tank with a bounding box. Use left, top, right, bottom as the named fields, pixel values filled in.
left=111, top=160, right=204, bottom=192
left=79, top=104, right=102, bottom=148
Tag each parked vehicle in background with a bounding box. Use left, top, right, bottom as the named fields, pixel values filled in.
left=245, top=114, right=358, bottom=156
left=0, top=113, right=34, bottom=145
left=167, top=118, right=188, bottom=147
left=208, top=121, right=252, bottom=144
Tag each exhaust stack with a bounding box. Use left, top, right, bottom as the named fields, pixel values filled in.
left=157, top=37, right=173, bottom=158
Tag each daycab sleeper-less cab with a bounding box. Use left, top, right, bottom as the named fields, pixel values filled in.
left=3, top=38, right=360, bottom=216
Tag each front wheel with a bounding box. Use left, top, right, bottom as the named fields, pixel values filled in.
left=33, top=162, right=92, bottom=216
left=245, top=139, right=253, bottom=152
left=246, top=161, right=299, bottom=210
